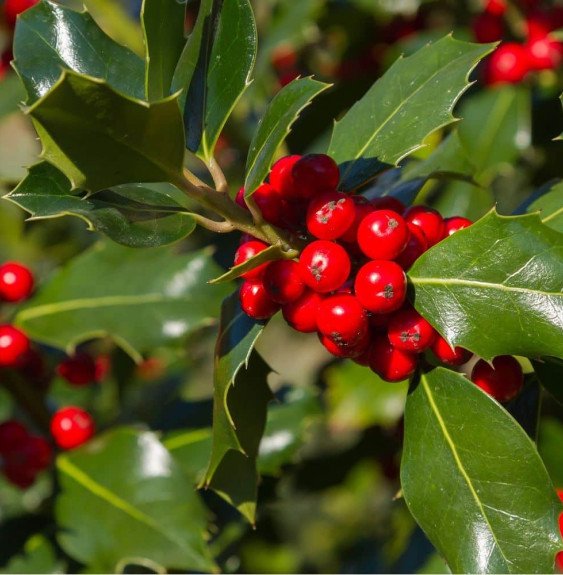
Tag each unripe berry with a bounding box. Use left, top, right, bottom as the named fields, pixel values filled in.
left=306, top=191, right=356, bottom=240
left=368, top=336, right=417, bottom=382
left=340, top=196, right=375, bottom=243
left=486, top=43, right=529, bottom=85
left=471, top=355, right=524, bottom=402
left=443, top=216, right=472, bottom=237
left=2, top=0, right=38, bottom=28
left=298, top=240, right=351, bottom=293
left=263, top=260, right=305, bottom=304
left=430, top=335, right=472, bottom=366
left=388, top=307, right=436, bottom=352
left=282, top=290, right=323, bottom=333
left=316, top=294, right=368, bottom=345
left=57, top=353, right=100, bottom=386
left=50, top=406, right=95, bottom=450
left=395, top=222, right=428, bottom=270
left=0, top=325, right=30, bottom=367
left=269, top=155, right=301, bottom=200
left=354, top=260, right=406, bottom=313
left=292, top=154, right=340, bottom=199
left=0, top=262, right=34, bottom=302
left=239, top=280, right=280, bottom=320
left=357, top=209, right=409, bottom=260
left=404, top=205, right=445, bottom=247
left=234, top=241, right=270, bottom=280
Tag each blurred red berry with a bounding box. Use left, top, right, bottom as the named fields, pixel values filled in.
left=473, top=12, right=504, bottom=43
left=486, top=43, right=529, bottom=84
left=50, top=406, right=95, bottom=450
left=0, top=325, right=30, bottom=367
left=57, top=353, right=100, bottom=386
left=2, top=0, right=38, bottom=28
left=471, top=355, right=524, bottom=402
left=0, top=262, right=34, bottom=302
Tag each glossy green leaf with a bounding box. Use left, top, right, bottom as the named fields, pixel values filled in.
left=457, top=85, right=530, bottom=178
left=5, top=163, right=196, bottom=248
left=0, top=535, right=63, bottom=574
left=141, top=0, right=186, bottom=101
left=0, top=74, right=26, bottom=120
left=408, top=210, right=563, bottom=360
left=27, top=71, right=185, bottom=192
left=532, top=357, right=563, bottom=404
left=203, top=292, right=271, bottom=523
left=527, top=180, right=563, bottom=233
left=15, top=241, right=231, bottom=362
left=13, top=0, right=144, bottom=103
left=538, top=417, right=563, bottom=487
left=165, top=428, right=213, bottom=484
left=56, top=427, right=215, bottom=573
left=245, top=77, right=330, bottom=196
left=325, top=360, right=408, bottom=430
left=402, top=367, right=563, bottom=574
left=328, top=36, right=494, bottom=190
left=209, top=245, right=286, bottom=284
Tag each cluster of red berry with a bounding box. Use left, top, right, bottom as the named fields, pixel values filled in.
left=0, top=0, right=38, bottom=79
left=234, top=154, right=524, bottom=399
left=473, top=0, right=562, bottom=84
left=0, top=261, right=99, bottom=487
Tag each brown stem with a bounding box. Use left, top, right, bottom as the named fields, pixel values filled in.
left=208, top=157, right=228, bottom=193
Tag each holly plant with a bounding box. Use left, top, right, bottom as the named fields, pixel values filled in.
left=0, top=0, right=562, bottom=573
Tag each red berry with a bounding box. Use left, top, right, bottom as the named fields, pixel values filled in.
left=443, top=216, right=472, bottom=237
left=0, top=262, right=34, bottom=302
left=282, top=290, right=323, bottom=333
left=3, top=459, right=36, bottom=489
left=486, top=43, right=529, bottom=85
left=298, top=240, right=351, bottom=293
left=270, top=155, right=301, bottom=200
left=239, top=280, right=280, bottom=320
left=369, top=311, right=396, bottom=331
left=471, top=355, right=524, bottom=402
left=357, top=209, right=409, bottom=260
left=233, top=241, right=270, bottom=280
left=388, top=307, right=436, bottom=352
left=2, top=0, right=38, bottom=28
left=340, top=196, right=375, bottom=243
left=404, top=205, right=445, bottom=247
left=318, top=329, right=370, bottom=359
left=0, top=325, right=30, bottom=367
left=50, top=406, right=95, bottom=450
left=473, top=12, right=504, bottom=43
left=271, top=45, right=298, bottom=72
left=368, top=336, right=418, bottom=382
left=395, top=222, right=428, bottom=270
left=370, top=196, right=405, bottom=214
left=263, top=260, right=305, bottom=304
left=557, top=551, right=563, bottom=572
left=316, top=294, right=368, bottom=345
left=292, top=154, right=340, bottom=199
left=485, top=0, right=507, bottom=17
left=354, top=260, right=406, bottom=313
left=57, top=353, right=100, bottom=386
left=235, top=187, right=247, bottom=209
left=252, top=183, right=285, bottom=226
left=430, top=335, right=472, bottom=366
left=0, top=420, right=28, bottom=455
left=306, top=191, right=356, bottom=240
left=22, top=436, right=52, bottom=470
left=525, top=35, right=562, bottom=71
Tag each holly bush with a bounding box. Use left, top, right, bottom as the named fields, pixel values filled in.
left=0, top=0, right=562, bottom=573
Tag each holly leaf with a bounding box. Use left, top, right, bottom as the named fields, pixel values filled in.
left=172, top=0, right=256, bottom=161
left=0, top=535, right=63, bottom=574
left=245, top=77, right=330, bottom=196
left=539, top=417, right=563, bottom=487
left=165, top=429, right=213, bottom=484
left=408, top=210, right=563, bottom=360
left=532, top=357, right=563, bottom=404
left=202, top=292, right=272, bottom=523
left=401, top=367, right=563, bottom=574
left=5, top=163, right=196, bottom=248
left=13, top=0, right=144, bottom=103
left=141, top=0, right=186, bottom=101
left=328, top=36, right=494, bottom=190
left=0, top=74, right=27, bottom=120
left=15, top=241, right=231, bottom=362
left=26, top=71, right=185, bottom=192
left=56, top=427, right=216, bottom=573
left=526, top=181, right=563, bottom=234
left=209, top=245, right=286, bottom=284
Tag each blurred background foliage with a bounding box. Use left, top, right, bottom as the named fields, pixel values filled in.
left=0, top=0, right=562, bottom=572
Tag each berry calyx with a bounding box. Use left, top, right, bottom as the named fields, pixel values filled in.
left=443, top=216, right=473, bottom=237
left=316, top=294, right=368, bottom=345
left=50, top=406, right=95, bottom=450
left=239, top=280, right=280, bottom=320
left=306, top=191, right=356, bottom=240
left=357, top=209, right=409, bottom=260
left=404, top=205, right=445, bottom=247
left=263, top=260, right=305, bottom=304
left=0, top=325, right=30, bottom=367
left=282, top=290, right=323, bottom=333
left=57, top=353, right=101, bottom=386
left=395, top=222, right=428, bottom=270
left=269, top=155, right=302, bottom=200
left=298, top=240, right=351, bottom=293
left=387, top=307, right=436, bottom=352
left=471, top=355, right=524, bottom=402
left=354, top=260, right=406, bottom=313
left=430, top=335, right=472, bottom=366
left=234, top=240, right=270, bottom=280
left=291, top=154, right=340, bottom=199
left=486, top=43, right=529, bottom=85
left=0, top=262, right=34, bottom=302
left=368, top=336, right=417, bottom=382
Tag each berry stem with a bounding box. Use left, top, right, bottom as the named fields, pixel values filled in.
left=1, top=371, right=50, bottom=433
left=207, top=157, right=228, bottom=193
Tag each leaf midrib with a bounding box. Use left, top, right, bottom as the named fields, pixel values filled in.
left=420, top=374, right=511, bottom=571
